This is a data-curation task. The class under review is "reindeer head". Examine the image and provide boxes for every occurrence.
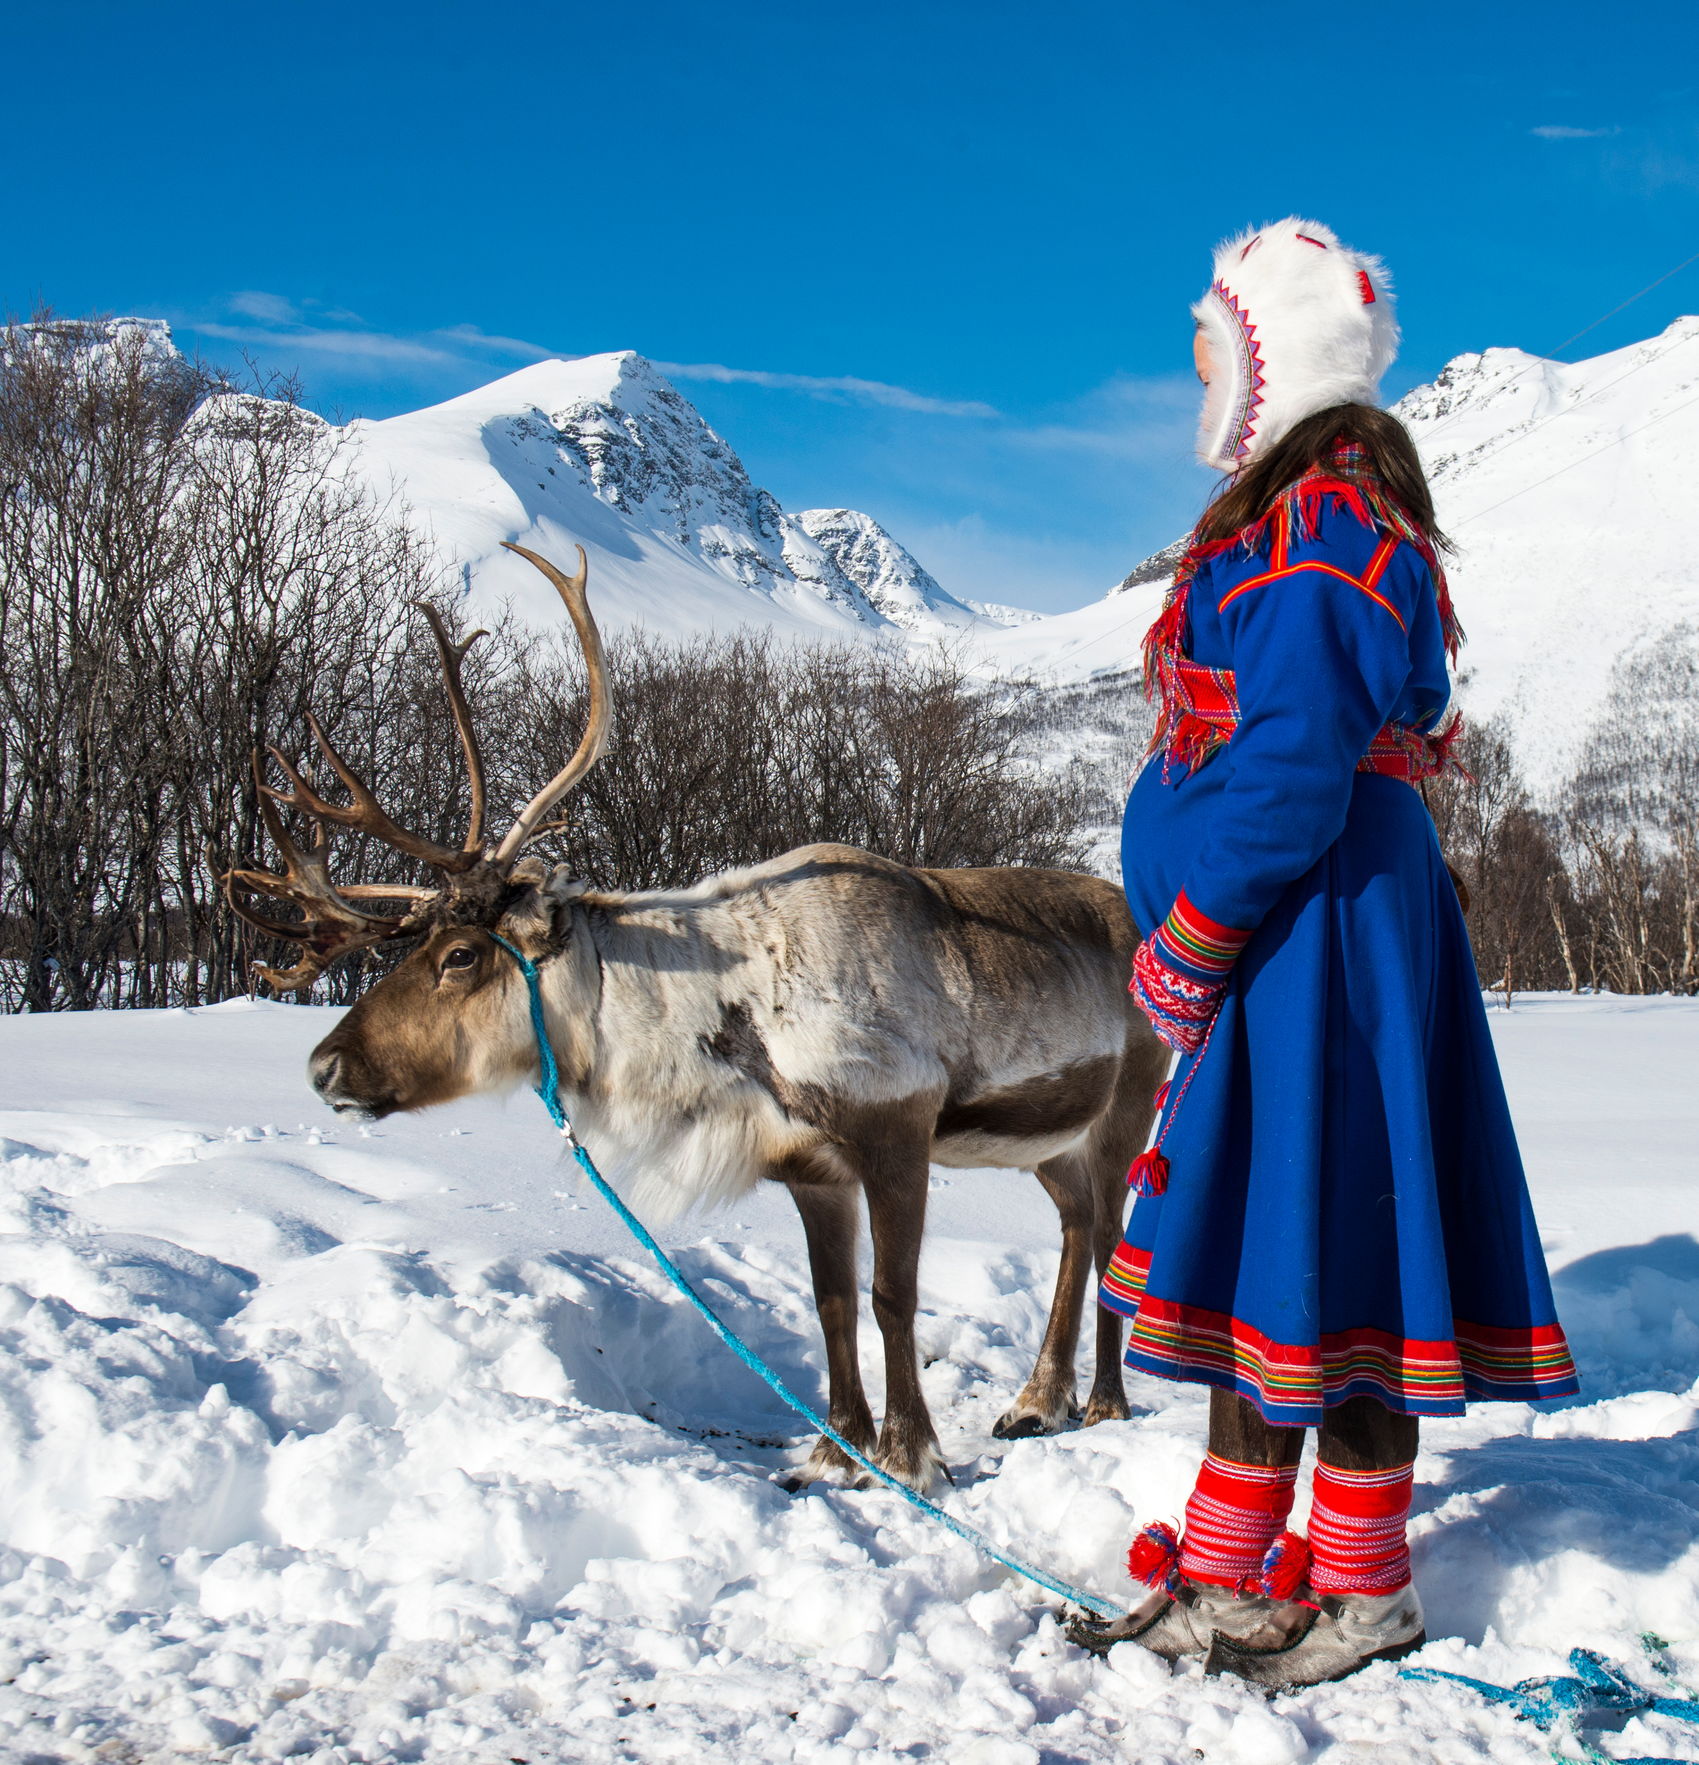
[223,543,612,1118]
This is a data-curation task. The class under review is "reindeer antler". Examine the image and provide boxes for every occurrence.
[222,765,436,990]
[222,547,613,991]
[493,543,612,866]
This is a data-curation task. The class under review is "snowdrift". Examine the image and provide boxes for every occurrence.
[2,997,1699,1760]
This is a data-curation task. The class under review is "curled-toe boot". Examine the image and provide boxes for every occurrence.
[1205,1583,1425,1689]
[1066,1578,1317,1663]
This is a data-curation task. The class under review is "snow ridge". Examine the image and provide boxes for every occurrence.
[970,315,1699,794]
[4,996,1699,1760]
[344,350,994,644]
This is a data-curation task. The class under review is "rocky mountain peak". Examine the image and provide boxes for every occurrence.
[791,508,980,632]
[365,349,1000,638]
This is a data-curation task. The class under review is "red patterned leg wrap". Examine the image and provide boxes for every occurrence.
[1176,1453,1299,1591]
[1306,1461,1415,1595]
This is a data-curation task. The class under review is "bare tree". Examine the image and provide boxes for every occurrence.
[1422,718,1570,1000]
[0,314,1092,1010]
[0,312,445,1009]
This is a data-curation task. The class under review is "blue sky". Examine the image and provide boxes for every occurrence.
[9,0,1699,610]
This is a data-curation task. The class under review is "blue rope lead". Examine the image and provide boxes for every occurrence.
[1401,1648,1699,1763]
[489,933,1125,1620]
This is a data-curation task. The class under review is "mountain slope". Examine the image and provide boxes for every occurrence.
[344,351,990,644]
[974,317,1699,794]
[1396,318,1699,787]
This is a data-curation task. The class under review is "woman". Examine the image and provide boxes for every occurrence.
[1068,219,1578,1686]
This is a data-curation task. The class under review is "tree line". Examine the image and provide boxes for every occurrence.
[1425,633,1699,1001]
[2,315,1692,1011]
[0,315,1090,1010]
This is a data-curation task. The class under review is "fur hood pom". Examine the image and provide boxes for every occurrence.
[1193,217,1400,473]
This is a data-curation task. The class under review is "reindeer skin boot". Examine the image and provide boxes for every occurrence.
[1205,1583,1426,1688]
[1066,1578,1317,1663]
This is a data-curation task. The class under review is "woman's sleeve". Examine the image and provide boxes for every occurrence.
[1170,530,1427,943]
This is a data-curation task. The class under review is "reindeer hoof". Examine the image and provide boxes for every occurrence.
[851,1462,953,1494]
[782,1428,878,1493]
[849,1442,949,1495]
[1081,1390,1131,1427]
[992,1411,1051,1440]
[993,1400,1079,1439]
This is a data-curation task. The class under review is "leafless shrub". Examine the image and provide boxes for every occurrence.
[0,315,1091,1009]
[487,629,1092,892]
[0,312,447,1009]
[1425,676,1699,999]
[1422,718,1572,1000]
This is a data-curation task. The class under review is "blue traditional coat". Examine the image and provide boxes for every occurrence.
[1103,486,1579,1425]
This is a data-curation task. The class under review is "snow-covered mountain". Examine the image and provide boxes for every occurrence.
[343,351,990,643]
[93,314,1693,792]
[973,317,1699,794]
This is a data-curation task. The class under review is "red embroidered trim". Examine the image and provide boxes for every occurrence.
[1179,1455,1299,1590]
[1216,558,1408,629]
[1307,1462,1414,1595]
[1210,282,1266,463]
[1161,658,1462,784]
[1142,441,1464,779]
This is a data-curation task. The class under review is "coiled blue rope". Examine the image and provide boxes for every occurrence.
[1401,1647,1699,1763]
[489,932,1124,1620]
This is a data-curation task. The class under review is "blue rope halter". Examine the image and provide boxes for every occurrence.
[487,930,1124,1620]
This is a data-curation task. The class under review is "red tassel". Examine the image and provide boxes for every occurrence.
[1127,1148,1170,1196]
[1152,1079,1171,1114]
[1256,1530,1311,1601]
[1127,1521,1182,1593]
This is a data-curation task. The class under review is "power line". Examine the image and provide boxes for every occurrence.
[1449,380,1699,527]
[1412,245,1699,451]
[1034,366,1699,676]
[1422,327,1697,480]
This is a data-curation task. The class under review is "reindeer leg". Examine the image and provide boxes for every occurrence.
[1081,1178,1132,1427]
[994,1152,1093,1439]
[860,1134,947,1492]
[1082,1034,1166,1426]
[780,1179,877,1491]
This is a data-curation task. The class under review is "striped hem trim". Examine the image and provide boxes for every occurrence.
[1100,1244,1579,1421]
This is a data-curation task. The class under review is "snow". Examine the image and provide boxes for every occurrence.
[95,314,1696,783]
[343,351,994,646]
[790,508,982,634]
[2,994,1698,1761]
[979,319,1699,794]
[1394,320,1699,791]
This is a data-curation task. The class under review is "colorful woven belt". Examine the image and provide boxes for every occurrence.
[1168,660,1459,783]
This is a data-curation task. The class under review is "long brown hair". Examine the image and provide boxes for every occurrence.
[1193,402,1449,554]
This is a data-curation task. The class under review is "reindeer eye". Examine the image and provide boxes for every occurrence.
[442,946,478,970]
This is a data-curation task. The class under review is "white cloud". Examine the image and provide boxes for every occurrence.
[432,323,558,361]
[1531,124,1620,140]
[191,299,568,371]
[655,360,999,419]
[227,290,303,324]
[196,321,465,365]
[996,372,1200,462]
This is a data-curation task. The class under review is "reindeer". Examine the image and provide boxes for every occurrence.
[225,544,1167,1491]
